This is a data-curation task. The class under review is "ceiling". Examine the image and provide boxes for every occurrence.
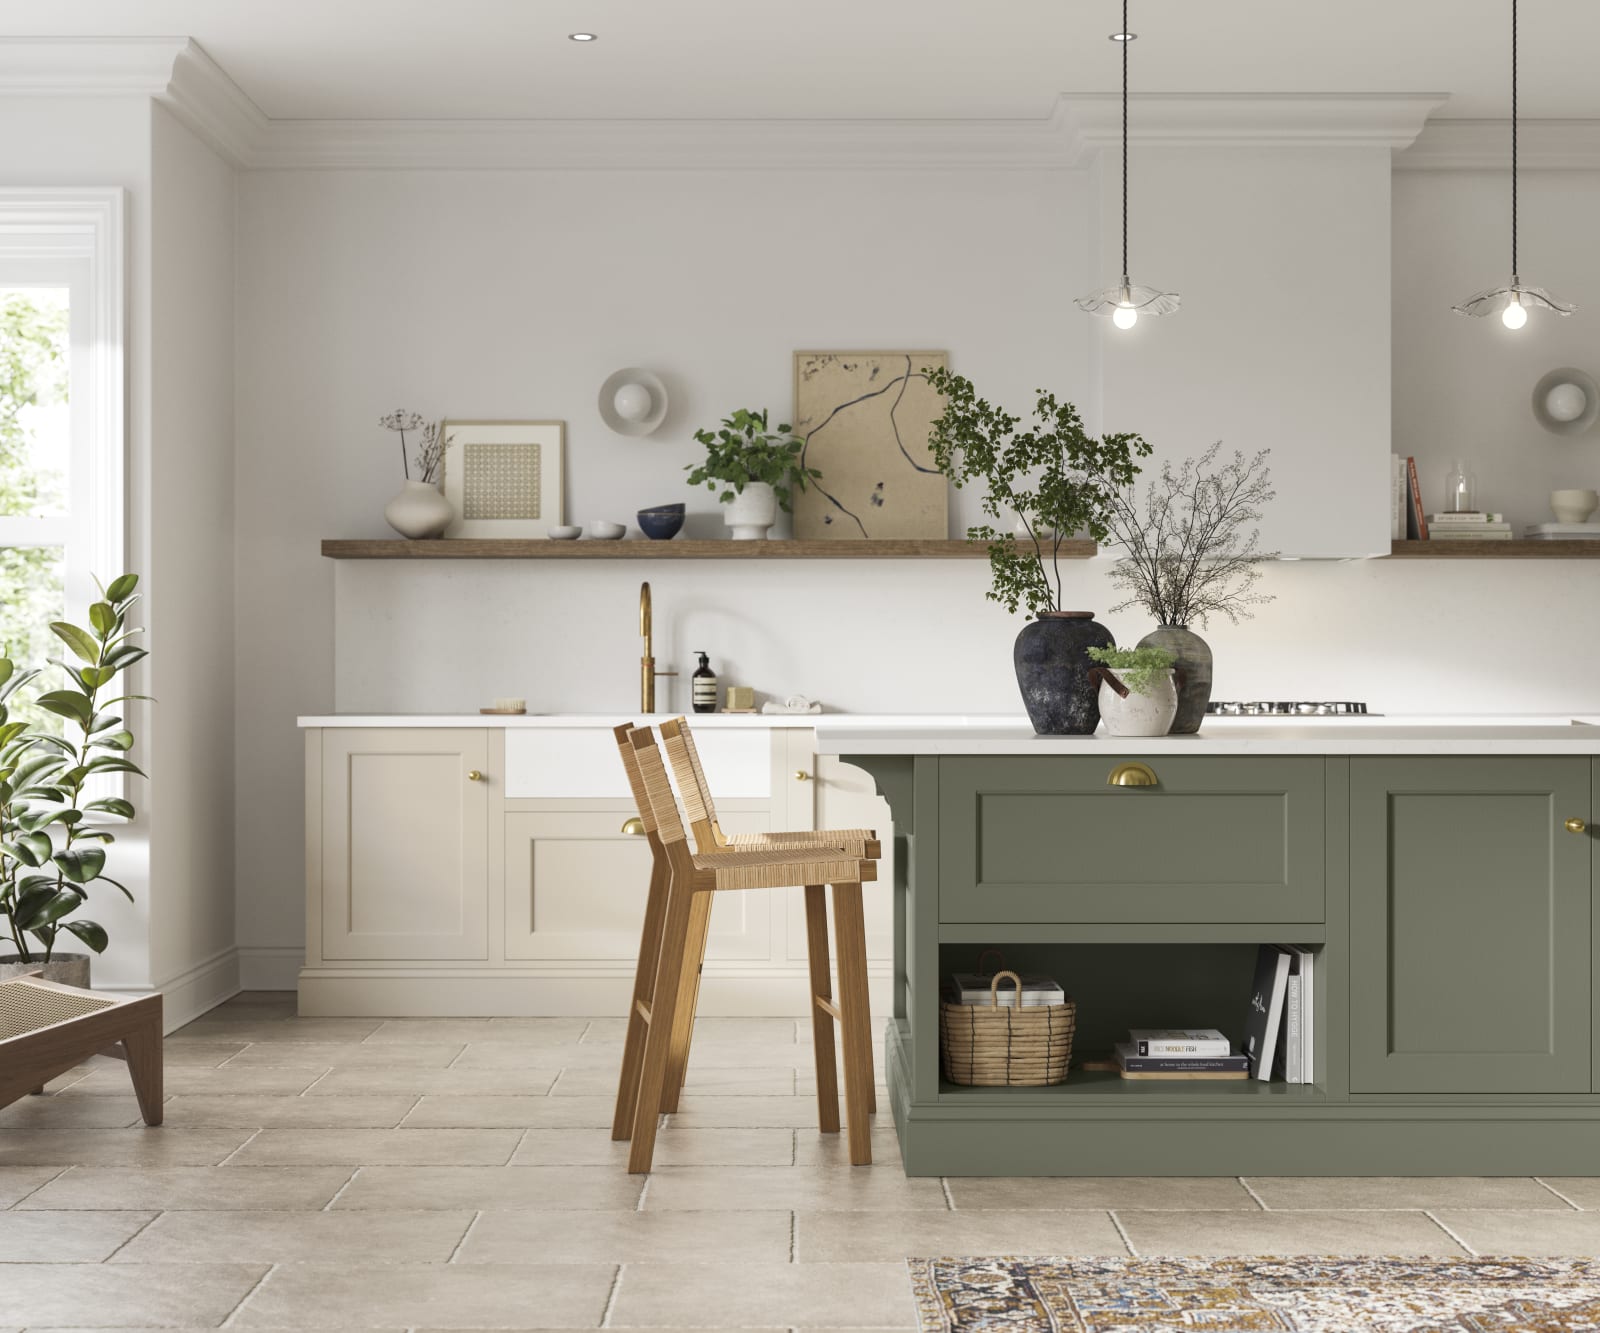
[2,1,1598,123]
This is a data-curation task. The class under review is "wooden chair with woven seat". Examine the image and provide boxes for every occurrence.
[0,973,162,1124]
[657,716,881,1120]
[616,723,878,1172]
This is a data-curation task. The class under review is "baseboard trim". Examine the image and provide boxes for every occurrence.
[150,946,240,1032]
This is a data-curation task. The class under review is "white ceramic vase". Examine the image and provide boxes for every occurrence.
[725,481,778,540]
[384,480,454,539]
[1096,668,1180,737]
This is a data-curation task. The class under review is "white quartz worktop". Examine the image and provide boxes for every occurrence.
[295,712,1008,729]
[815,716,1600,756]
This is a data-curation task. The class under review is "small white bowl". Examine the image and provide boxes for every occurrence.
[548,525,582,540]
[588,521,626,540]
[1551,489,1599,524]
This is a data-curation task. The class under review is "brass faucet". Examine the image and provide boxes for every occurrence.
[639,581,677,713]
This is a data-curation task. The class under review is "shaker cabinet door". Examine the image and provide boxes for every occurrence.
[321,729,490,960]
[1350,757,1591,1093]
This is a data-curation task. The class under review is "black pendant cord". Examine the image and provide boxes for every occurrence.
[1121,0,1130,282]
[1511,0,1518,279]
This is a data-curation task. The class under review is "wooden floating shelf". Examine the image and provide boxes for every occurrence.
[1389,539,1600,559]
[321,538,1097,561]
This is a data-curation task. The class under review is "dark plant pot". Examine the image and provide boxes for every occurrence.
[1137,624,1213,734]
[0,952,91,988]
[1014,612,1114,735]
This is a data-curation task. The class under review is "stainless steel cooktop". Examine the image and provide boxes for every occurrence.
[1206,701,1372,716]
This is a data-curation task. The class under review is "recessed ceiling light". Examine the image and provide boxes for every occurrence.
[569,32,597,42]
[1109,31,1136,40]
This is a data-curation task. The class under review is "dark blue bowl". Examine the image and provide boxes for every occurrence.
[637,504,686,540]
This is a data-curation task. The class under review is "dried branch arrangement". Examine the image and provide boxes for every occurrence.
[1106,443,1277,629]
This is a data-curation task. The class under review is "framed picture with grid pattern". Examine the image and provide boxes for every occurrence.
[440,420,565,538]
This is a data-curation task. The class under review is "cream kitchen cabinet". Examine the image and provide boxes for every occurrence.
[300,720,892,1016]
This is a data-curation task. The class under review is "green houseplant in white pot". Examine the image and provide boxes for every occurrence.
[686,408,821,540]
[0,573,147,986]
[1086,644,1180,737]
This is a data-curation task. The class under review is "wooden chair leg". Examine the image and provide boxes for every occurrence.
[613,850,670,1141]
[630,876,698,1174]
[122,1021,163,1127]
[832,881,874,1166]
[660,890,713,1114]
[803,884,841,1135]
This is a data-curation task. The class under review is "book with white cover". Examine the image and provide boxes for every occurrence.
[1526,523,1600,540]
[1429,528,1512,540]
[1130,1028,1231,1058]
[1430,512,1505,524]
[1282,974,1302,1083]
[1244,945,1291,1081]
[945,973,1064,1008]
[1390,455,1405,540]
[1282,945,1314,1084]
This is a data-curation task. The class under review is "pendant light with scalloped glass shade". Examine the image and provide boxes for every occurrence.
[1076,0,1179,329]
[1453,0,1573,328]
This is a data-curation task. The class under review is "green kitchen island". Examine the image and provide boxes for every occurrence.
[815,718,1600,1176]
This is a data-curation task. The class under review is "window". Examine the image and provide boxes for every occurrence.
[0,190,124,704]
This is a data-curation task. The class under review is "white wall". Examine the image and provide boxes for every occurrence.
[233,166,1095,977]
[148,102,237,1017]
[0,96,154,994]
[1393,168,1600,528]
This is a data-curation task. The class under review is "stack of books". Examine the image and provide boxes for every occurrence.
[1113,1029,1248,1080]
[1525,523,1600,541]
[1245,944,1316,1083]
[943,972,1065,1008]
[1428,512,1511,541]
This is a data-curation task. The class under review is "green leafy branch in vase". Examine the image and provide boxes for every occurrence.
[0,573,147,963]
[925,369,1150,618]
[685,408,821,511]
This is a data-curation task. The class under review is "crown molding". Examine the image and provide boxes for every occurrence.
[1064,93,1448,153]
[0,41,1449,170]
[1398,118,1600,170]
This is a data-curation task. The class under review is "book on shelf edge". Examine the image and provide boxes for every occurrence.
[1405,457,1429,541]
[1390,454,1405,541]
[1244,944,1291,1081]
[1430,512,1505,524]
[1282,973,1302,1083]
[1130,1028,1232,1057]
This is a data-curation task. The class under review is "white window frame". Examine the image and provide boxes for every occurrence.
[0,188,125,616]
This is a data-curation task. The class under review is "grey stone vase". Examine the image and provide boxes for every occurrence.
[0,952,91,988]
[1137,624,1213,734]
[1014,611,1115,735]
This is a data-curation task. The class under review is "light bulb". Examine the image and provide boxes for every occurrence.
[1502,298,1528,329]
[1112,304,1138,330]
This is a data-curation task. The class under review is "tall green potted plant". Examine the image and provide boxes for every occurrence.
[926,369,1150,734]
[0,573,146,985]
[686,408,821,540]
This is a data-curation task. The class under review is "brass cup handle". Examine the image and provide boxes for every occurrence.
[621,817,646,836]
[1107,762,1159,788]
[466,770,483,783]
[794,770,812,782]
[1566,817,1588,835]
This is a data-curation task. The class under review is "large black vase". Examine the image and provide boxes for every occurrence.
[1013,611,1114,735]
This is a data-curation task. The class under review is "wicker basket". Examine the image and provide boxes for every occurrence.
[941,969,1076,1087]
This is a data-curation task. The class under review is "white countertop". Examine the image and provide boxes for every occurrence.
[814,716,1600,756]
[298,711,1600,754]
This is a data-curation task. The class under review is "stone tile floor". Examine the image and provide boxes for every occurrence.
[1,991,1597,1329]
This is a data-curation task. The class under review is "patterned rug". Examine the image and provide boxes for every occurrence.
[908,1256,1600,1332]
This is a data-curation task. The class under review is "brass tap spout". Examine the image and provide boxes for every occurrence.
[639,581,676,712]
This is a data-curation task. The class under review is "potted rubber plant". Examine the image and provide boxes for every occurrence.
[1086,644,1181,737]
[685,408,821,539]
[925,368,1150,734]
[0,573,146,986]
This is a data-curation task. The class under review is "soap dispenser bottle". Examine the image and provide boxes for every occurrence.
[692,651,718,714]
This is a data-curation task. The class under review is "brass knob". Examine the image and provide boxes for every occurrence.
[466,770,483,783]
[620,817,646,836]
[794,770,812,782]
[1566,817,1588,835]
[1107,762,1159,788]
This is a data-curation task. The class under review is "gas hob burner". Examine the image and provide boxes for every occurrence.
[1206,701,1371,717]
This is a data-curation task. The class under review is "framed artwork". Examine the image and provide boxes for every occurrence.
[441,420,565,538]
[791,350,949,540]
